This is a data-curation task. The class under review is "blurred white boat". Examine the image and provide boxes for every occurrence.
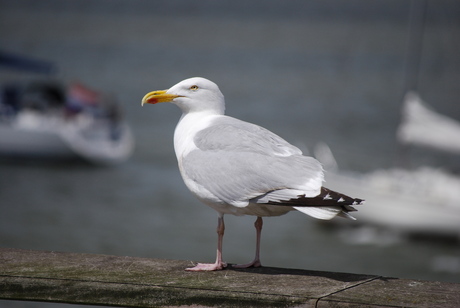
[397,91,460,154]
[0,82,134,165]
[325,168,460,236]
[315,93,460,236]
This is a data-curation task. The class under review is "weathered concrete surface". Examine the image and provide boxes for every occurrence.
[0,248,459,307]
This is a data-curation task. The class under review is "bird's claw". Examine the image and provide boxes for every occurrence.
[232,259,262,269]
[185,262,227,271]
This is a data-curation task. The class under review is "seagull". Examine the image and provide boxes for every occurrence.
[142,77,364,271]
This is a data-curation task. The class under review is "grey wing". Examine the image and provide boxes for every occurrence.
[183,117,323,207]
[194,116,303,156]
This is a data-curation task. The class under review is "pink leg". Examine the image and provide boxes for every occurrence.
[186,215,227,271]
[233,216,263,268]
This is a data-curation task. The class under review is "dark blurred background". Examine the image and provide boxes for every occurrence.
[1,1,459,306]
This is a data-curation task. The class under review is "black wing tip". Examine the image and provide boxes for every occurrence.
[317,187,365,207]
[266,187,365,208]
[351,198,365,206]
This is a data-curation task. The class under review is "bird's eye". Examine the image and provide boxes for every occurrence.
[190,85,199,91]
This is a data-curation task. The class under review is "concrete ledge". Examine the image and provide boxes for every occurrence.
[0,248,459,307]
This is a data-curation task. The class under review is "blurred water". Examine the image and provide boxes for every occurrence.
[1,5,460,307]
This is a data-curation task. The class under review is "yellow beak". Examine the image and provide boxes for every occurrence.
[141,90,182,105]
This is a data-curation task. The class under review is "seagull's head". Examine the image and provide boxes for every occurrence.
[142,77,225,115]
